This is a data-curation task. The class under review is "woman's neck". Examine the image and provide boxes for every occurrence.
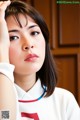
[14,73,36,92]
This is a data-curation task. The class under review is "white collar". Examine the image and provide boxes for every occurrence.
[15,79,44,100]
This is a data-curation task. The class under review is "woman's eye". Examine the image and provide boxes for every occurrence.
[31,31,40,36]
[10,36,19,41]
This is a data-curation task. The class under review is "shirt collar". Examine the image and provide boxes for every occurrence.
[15,79,44,100]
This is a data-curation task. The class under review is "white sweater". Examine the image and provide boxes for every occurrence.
[15,79,80,120]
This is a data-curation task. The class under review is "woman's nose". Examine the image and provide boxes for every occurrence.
[22,36,34,51]
[22,44,34,50]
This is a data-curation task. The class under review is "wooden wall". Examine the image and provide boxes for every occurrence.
[23,0,80,105]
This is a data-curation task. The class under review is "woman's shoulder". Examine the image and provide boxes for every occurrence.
[51,87,80,119]
[54,87,74,96]
[53,87,79,107]
[53,87,76,100]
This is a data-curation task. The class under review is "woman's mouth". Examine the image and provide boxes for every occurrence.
[24,54,39,62]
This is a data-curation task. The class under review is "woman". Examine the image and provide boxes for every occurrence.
[0,0,79,119]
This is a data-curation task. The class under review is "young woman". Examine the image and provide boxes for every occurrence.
[0,0,80,119]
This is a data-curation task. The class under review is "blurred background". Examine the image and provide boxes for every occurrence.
[15,0,80,105]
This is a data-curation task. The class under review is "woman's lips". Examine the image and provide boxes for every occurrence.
[24,54,38,62]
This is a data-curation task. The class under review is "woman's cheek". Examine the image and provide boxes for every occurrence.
[9,47,18,64]
[39,39,45,53]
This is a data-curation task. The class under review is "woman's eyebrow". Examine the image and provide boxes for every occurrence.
[28,25,38,29]
[8,25,38,33]
[8,30,19,33]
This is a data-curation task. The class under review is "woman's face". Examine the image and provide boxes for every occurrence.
[6,14,45,75]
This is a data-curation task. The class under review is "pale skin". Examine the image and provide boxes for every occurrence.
[0,0,17,119]
[6,14,45,92]
[0,0,45,118]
